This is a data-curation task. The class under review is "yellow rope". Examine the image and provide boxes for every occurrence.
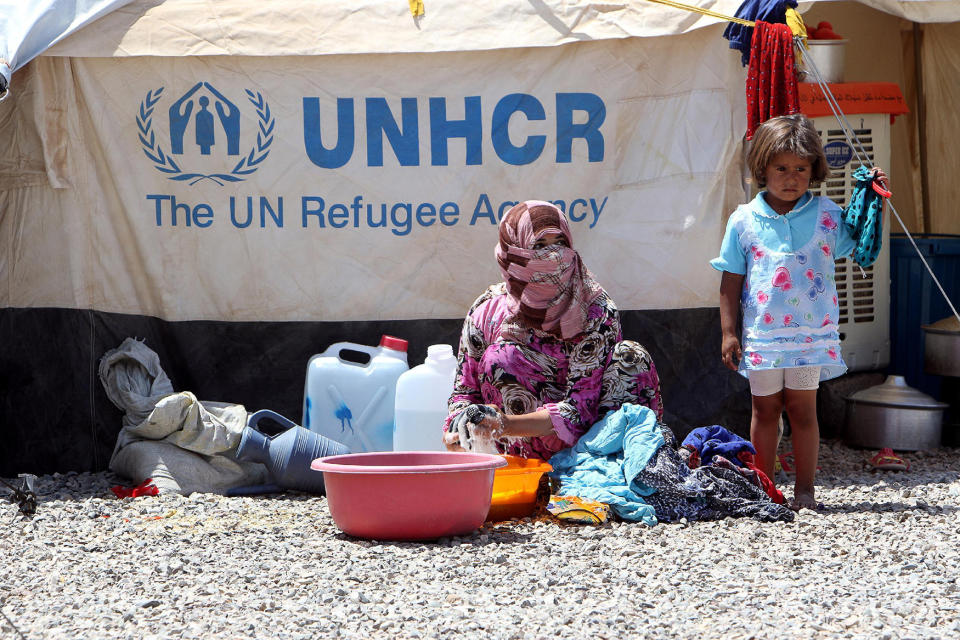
[641,0,755,27]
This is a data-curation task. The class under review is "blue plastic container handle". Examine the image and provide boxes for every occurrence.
[247,409,299,433]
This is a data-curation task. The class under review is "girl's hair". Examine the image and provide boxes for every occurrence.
[747,114,829,186]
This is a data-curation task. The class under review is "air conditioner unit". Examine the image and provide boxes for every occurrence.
[809,113,891,372]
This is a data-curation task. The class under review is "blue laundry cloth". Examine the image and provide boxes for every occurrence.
[722,0,798,66]
[843,165,886,268]
[548,404,664,525]
[681,425,756,467]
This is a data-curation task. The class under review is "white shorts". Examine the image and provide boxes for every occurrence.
[748,366,822,396]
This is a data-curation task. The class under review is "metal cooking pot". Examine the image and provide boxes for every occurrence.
[922,315,960,377]
[844,375,947,451]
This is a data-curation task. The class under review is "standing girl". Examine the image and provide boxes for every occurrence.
[711,114,887,510]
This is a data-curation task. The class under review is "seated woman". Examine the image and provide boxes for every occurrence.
[442,200,663,460]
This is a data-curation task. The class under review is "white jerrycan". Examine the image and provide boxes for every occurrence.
[393,344,458,451]
[302,335,409,453]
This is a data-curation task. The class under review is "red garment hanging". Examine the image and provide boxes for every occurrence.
[745,20,800,140]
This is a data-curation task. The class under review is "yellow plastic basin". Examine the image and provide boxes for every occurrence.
[485,455,553,522]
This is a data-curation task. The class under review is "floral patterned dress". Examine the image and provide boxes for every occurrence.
[736,199,847,381]
[445,283,663,460]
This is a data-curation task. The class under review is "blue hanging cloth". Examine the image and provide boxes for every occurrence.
[722,0,797,66]
[843,165,890,268]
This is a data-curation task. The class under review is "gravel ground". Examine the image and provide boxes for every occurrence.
[2,439,959,640]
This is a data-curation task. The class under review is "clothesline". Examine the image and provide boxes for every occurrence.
[796,38,960,324]
[640,0,756,27]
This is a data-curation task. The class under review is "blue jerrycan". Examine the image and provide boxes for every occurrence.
[232,410,349,495]
[302,335,409,453]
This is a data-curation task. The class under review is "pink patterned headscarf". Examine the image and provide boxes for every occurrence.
[495,201,605,340]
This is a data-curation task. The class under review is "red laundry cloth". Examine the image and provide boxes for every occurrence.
[681,445,701,470]
[738,451,786,504]
[111,478,160,499]
[745,20,800,140]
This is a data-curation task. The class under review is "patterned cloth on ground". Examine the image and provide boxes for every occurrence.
[680,425,785,504]
[635,423,794,523]
[550,405,794,525]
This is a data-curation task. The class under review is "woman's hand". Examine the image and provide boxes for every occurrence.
[442,429,465,451]
[721,333,742,371]
[444,404,505,452]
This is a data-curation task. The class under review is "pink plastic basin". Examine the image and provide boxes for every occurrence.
[311,451,507,541]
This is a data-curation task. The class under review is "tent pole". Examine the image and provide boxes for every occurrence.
[913,22,931,233]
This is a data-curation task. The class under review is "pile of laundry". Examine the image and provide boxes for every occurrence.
[548,404,794,525]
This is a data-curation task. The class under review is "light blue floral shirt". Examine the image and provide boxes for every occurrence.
[711,192,856,275]
[711,192,854,381]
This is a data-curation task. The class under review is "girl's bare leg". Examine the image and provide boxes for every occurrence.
[751,392,784,484]
[784,388,819,510]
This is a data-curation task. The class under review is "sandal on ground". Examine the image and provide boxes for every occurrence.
[776,451,822,474]
[869,447,910,471]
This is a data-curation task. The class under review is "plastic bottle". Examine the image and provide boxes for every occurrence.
[302,335,409,453]
[393,344,458,451]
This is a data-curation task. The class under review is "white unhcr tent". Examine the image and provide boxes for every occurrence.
[1,0,958,475]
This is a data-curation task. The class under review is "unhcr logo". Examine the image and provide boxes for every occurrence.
[301,93,606,169]
[137,82,275,186]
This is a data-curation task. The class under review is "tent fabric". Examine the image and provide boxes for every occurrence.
[3,1,957,320]
[921,21,960,235]
[38,0,756,60]
[859,0,960,23]
[3,1,959,98]
[0,0,134,93]
[31,1,960,63]
[0,31,748,322]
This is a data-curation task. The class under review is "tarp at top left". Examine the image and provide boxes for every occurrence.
[0,0,135,97]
